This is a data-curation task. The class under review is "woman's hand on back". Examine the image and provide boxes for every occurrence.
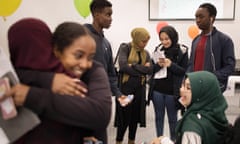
[52,73,88,97]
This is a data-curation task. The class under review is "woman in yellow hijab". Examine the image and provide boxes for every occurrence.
[114,28,153,144]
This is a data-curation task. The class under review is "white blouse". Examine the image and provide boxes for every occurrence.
[160,131,201,144]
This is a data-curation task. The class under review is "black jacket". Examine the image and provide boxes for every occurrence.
[148,44,188,104]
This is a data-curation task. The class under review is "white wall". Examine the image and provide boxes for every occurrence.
[0,0,239,58]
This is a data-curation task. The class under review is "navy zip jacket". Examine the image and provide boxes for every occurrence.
[188,27,235,92]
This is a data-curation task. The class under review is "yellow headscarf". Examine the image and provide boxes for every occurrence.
[122,27,150,84]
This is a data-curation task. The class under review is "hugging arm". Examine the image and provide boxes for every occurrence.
[17,67,112,131]
[16,69,87,97]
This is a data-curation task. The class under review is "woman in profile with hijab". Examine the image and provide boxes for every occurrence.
[150,71,229,144]
[2,18,112,143]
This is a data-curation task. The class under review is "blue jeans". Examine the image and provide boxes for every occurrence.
[152,91,177,140]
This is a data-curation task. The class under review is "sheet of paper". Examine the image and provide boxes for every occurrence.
[152,50,165,63]
[0,49,19,82]
[0,127,9,144]
[154,67,167,79]
[152,50,167,79]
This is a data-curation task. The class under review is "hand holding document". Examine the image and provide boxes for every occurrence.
[152,50,167,79]
[0,47,40,143]
[152,50,165,63]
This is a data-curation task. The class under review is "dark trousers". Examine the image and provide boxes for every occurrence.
[116,117,138,141]
[116,78,145,141]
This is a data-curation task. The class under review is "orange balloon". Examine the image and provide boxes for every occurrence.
[188,25,200,39]
[156,21,168,34]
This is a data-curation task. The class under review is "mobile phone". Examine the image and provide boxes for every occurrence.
[120,94,134,107]
[0,77,17,120]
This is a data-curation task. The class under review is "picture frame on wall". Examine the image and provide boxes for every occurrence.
[148,0,235,21]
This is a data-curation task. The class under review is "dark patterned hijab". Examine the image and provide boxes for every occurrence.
[8,18,64,72]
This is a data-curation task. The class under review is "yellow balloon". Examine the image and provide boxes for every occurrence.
[0,0,22,17]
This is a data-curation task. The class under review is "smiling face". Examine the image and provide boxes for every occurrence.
[159,32,172,48]
[55,35,96,78]
[179,78,192,107]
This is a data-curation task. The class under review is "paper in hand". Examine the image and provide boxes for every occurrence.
[0,128,9,144]
[152,50,167,79]
[152,51,165,63]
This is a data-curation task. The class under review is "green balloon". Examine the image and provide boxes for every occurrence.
[74,0,92,18]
